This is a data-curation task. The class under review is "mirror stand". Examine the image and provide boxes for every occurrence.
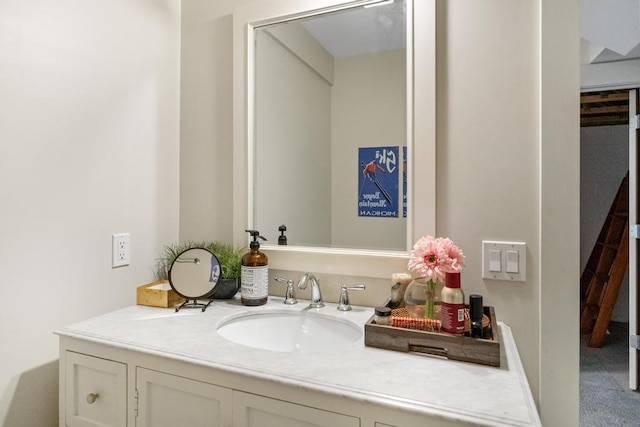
[175,298,213,313]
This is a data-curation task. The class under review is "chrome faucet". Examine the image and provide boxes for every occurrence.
[298,273,324,308]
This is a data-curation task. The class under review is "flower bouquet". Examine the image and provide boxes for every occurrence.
[405,236,465,320]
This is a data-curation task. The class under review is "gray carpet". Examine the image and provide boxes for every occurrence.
[580,322,640,426]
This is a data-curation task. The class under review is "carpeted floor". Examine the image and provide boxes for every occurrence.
[580,322,640,426]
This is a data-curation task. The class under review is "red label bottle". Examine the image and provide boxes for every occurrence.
[441,271,465,335]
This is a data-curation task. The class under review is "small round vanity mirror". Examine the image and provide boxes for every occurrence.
[168,248,220,300]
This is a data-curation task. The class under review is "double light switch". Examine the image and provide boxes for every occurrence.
[482,241,526,281]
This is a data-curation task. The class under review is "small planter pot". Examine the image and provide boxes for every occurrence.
[212,278,240,299]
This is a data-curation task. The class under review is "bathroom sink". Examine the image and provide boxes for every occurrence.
[216,311,362,353]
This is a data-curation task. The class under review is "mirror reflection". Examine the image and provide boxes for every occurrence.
[252,0,407,251]
[168,248,220,300]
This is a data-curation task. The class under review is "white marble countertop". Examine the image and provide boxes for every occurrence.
[56,297,541,426]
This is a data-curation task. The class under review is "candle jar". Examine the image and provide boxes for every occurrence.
[374,306,392,326]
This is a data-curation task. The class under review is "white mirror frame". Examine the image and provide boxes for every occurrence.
[233,0,435,278]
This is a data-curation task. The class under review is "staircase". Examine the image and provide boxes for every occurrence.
[580,172,629,348]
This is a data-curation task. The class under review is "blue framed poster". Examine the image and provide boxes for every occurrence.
[358,146,399,217]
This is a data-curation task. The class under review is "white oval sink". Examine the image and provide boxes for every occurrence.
[216,311,362,353]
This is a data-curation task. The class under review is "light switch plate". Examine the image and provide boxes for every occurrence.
[482,240,526,281]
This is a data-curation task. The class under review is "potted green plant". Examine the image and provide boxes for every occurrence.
[157,241,245,299]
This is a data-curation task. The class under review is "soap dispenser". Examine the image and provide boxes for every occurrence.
[241,230,268,306]
[278,225,287,245]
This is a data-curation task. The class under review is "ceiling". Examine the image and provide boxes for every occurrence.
[581,0,640,64]
[301,0,405,58]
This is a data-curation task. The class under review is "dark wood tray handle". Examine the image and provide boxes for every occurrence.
[408,344,448,358]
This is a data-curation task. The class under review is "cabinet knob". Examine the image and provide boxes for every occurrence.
[86,393,99,404]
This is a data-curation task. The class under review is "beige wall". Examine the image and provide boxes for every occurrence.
[181,0,579,426]
[331,49,406,250]
[435,0,541,401]
[255,29,333,246]
[0,0,181,424]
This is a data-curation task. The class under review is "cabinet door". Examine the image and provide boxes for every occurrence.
[64,351,127,427]
[233,391,360,427]
[136,367,232,427]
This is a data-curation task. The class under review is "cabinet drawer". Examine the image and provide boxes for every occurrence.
[136,367,232,427]
[233,391,360,427]
[64,351,127,427]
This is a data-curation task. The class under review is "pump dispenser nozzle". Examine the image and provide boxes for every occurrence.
[245,229,266,249]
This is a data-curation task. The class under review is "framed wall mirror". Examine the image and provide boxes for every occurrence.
[233,0,435,278]
[254,0,407,251]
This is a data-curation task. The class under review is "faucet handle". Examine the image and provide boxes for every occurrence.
[337,284,366,311]
[273,277,297,305]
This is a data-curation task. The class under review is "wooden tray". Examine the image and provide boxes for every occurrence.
[364,305,500,367]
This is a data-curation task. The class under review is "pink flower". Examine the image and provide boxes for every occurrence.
[407,236,465,282]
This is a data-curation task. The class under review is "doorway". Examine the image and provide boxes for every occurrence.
[579,89,640,425]
[580,90,630,331]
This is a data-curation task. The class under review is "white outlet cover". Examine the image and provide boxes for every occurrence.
[112,233,130,268]
[482,240,526,282]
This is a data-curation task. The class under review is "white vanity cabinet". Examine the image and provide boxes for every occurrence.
[61,345,234,427]
[232,391,359,427]
[57,302,541,427]
[59,338,364,427]
[64,351,127,427]
[136,367,232,427]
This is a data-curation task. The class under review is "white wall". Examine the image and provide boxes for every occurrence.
[582,58,640,91]
[0,1,181,424]
[581,125,629,322]
[181,0,579,425]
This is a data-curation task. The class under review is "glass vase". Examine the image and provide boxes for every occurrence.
[404,277,442,322]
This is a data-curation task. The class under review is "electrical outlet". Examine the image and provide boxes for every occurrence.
[112,233,130,268]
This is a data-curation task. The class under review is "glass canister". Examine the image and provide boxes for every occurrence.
[403,277,443,320]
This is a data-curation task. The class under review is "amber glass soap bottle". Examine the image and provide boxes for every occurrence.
[240,230,268,306]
